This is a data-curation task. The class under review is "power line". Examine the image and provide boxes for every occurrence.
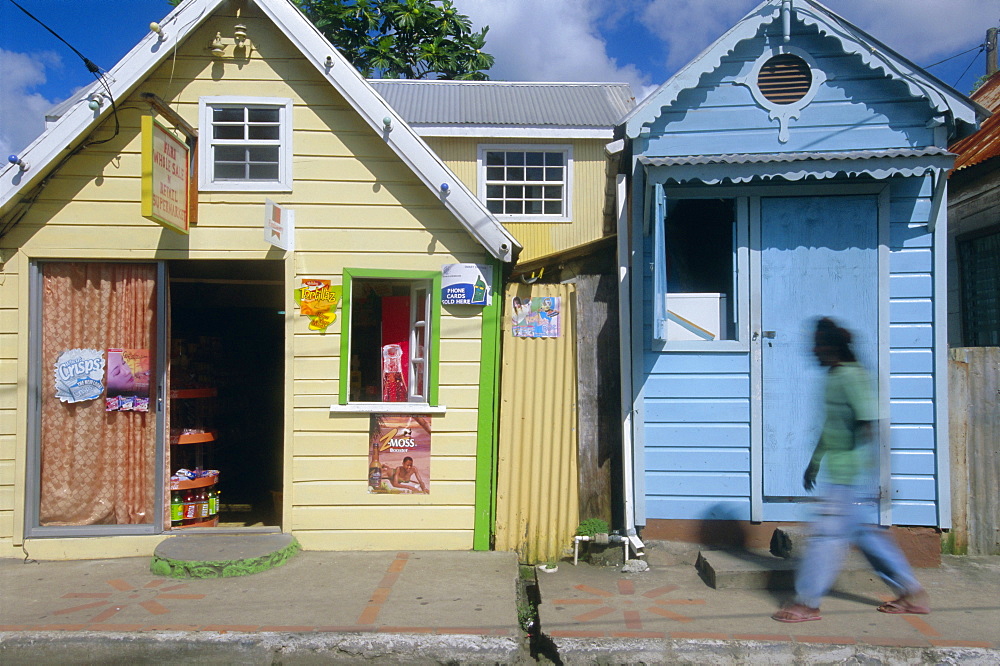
[924,43,985,69]
[6,0,102,75]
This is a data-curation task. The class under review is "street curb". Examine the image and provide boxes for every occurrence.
[0,630,528,665]
[550,636,1000,665]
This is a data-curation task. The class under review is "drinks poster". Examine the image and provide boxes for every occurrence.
[368,414,431,494]
[106,348,151,412]
[511,296,562,338]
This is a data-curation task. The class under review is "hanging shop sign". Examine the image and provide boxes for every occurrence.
[141,116,190,234]
[368,414,431,494]
[265,199,295,251]
[441,263,491,306]
[54,348,105,404]
[294,278,342,331]
[512,296,562,338]
[105,348,151,412]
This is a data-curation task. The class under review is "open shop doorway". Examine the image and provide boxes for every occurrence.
[168,259,285,529]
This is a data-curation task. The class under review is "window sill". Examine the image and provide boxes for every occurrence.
[330,403,447,415]
[199,183,293,193]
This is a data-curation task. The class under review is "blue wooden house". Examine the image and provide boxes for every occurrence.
[616,0,984,544]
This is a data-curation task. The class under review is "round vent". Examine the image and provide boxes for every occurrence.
[757,54,812,105]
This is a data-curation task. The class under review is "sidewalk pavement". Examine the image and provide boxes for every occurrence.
[2,541,999,664]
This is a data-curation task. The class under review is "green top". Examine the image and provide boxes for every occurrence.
[809,362,877,485]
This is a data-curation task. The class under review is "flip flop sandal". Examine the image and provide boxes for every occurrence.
[772,604,822,623]
[877,598,930,615]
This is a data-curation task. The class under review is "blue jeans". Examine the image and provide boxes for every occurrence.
[794,483,922,609]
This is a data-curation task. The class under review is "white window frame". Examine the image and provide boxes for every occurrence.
[649,186,750,352]
[198,96,293,192]
[477,144,572,222]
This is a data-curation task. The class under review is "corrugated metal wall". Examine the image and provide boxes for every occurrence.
[495,283,579,563]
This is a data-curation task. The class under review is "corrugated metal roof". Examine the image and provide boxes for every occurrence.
[369,80,635,128]
[950,72,1000,173]
[971,70,1000,112]
[639,147,953,167]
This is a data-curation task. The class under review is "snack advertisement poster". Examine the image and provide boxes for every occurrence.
[54,348,105,404]
[511,296,562,338]
[295,279,342,331]
[106,348,151,412]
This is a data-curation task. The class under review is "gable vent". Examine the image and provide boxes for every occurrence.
[757,54,812,105]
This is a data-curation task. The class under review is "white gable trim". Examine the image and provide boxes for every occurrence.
[0,0,519,262]
[623,0,981,141]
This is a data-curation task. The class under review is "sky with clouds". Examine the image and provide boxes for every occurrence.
[1,0,997,156]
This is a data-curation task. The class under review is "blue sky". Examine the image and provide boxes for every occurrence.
[2,0,997,156]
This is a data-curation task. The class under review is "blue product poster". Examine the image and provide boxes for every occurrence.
[54,348,105,403]
[512,296,561,338]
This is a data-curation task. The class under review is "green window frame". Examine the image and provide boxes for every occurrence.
[338,268,442,406]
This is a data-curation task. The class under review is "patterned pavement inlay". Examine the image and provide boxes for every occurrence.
[552,580,706,631]
[53,578,205,623]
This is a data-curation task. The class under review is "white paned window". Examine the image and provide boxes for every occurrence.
[478,145,571,221]
[199,97,293,191]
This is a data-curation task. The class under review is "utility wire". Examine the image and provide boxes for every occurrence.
[924,43,985,69]
[7,0,102,74]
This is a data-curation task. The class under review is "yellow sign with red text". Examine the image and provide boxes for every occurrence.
[141,115,189,234]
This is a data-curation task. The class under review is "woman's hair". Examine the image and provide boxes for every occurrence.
[815,317,857,363]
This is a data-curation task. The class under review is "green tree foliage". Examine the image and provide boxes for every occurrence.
[295,0,494,80]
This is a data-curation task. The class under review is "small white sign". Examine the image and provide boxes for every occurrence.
[441,263,492,306]
[265,199,294,251]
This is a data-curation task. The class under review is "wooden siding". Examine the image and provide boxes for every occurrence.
[0,7,493,555]
[638,177,943,527]
[424,137,609,262]
[641,27,936,157]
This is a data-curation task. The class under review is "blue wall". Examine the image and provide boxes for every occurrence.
[635,17,945,527]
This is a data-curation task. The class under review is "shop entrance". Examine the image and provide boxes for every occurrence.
[168,260,284,529]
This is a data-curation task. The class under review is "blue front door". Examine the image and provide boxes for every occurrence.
[760,195,878,501]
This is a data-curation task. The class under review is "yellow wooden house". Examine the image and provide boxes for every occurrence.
[0,0,520,559]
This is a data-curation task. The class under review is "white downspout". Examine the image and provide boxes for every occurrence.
[615,171,644,559]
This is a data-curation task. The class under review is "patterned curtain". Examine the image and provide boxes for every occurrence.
[39,263,157,526]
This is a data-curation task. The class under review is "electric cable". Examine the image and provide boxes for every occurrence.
[924,43,985,70]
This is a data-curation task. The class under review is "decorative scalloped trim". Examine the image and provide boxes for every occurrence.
[624,0,976,139]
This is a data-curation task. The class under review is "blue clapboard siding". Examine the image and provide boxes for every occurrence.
[641,27,935,157]
[634,14,948,527]
[642,348,752,520]
[886,177,938,525]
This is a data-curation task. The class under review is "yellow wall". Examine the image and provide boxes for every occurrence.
[0,5,491,558]
[425,136,610,262]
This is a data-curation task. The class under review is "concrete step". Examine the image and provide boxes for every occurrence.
[150,533,300,578]
[696,547,878,591]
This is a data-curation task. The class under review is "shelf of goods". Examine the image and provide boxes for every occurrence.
[170,386,220,528]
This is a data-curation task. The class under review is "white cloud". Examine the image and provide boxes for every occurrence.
[0,48,61,156]
[637,0,998,75]
[460,0,652,93]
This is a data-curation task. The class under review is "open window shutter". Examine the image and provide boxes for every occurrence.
[652,184,668,341]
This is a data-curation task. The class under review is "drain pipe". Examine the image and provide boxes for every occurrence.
[573,533,628,566]
[614,170,645,561]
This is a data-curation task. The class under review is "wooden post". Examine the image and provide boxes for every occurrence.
[987,28,998,77]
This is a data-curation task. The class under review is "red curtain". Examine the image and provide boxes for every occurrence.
[38,263,157,526]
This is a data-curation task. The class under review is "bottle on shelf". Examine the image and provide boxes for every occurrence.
[170,490,183,526]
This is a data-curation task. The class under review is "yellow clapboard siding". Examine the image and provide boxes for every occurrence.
[0,309,18,331]
[0,514,14,540]
[294,432,475,457]
[0,434,15,460]
[0,460,14,485]
[293,357,340,380]
[293,335,342,358]
[293,230,479,254]
[290,504,472,530]
[293,251,489,276]
[437,362,482,385]
[289,481,475,505]
[293,457,477,482]
[435,386,480,410]
[0,334,16,359]
[0,408,17,437]
[292,529,471,551]
[295,408,480,434]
